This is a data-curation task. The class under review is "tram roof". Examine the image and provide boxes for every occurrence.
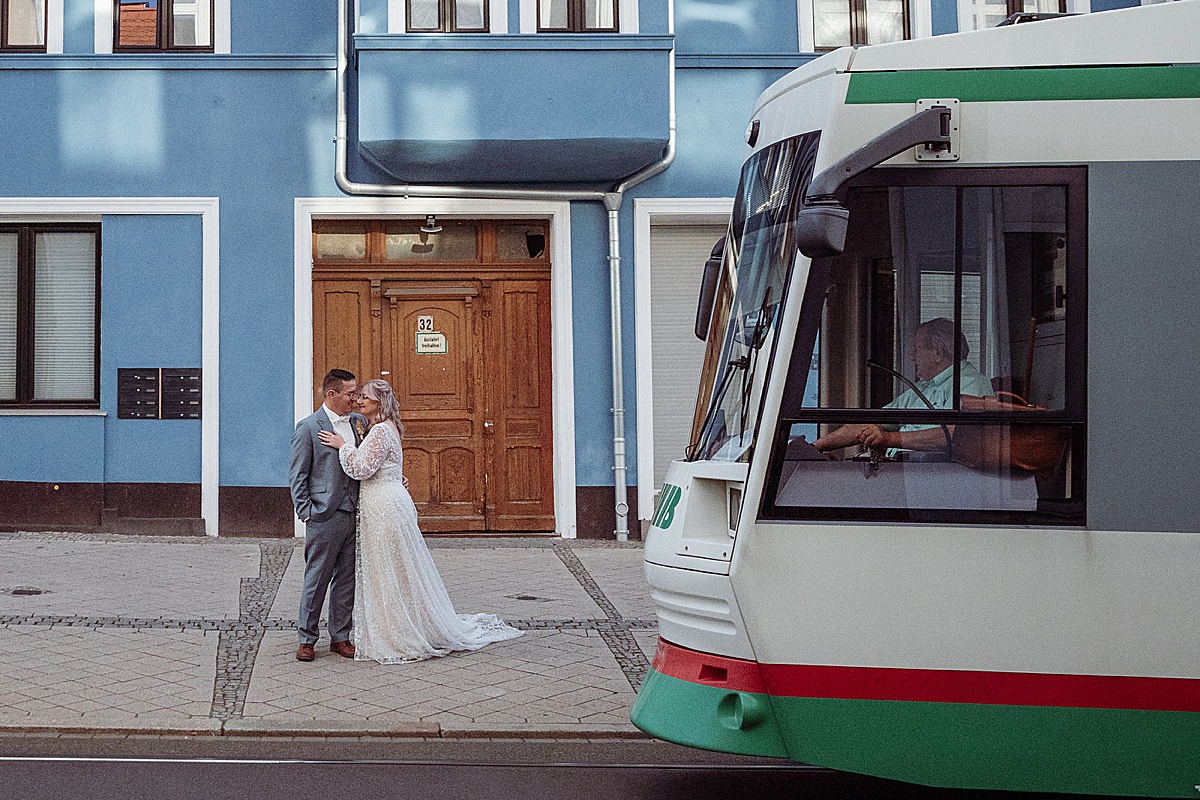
[758,1,1200,113]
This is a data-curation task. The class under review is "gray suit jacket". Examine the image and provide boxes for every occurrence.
[289,407,366,524]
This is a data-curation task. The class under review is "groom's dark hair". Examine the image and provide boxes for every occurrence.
[322,368,356,394]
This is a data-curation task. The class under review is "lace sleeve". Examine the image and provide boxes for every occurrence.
[338,425,390,480]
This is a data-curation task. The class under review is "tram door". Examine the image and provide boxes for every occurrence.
[311,219,555,533]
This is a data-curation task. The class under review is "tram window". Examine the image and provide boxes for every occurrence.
[688,132,820,463]
[766,170,1085,525]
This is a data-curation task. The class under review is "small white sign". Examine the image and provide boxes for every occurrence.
[417,315,435,332]
[415,332,447,354]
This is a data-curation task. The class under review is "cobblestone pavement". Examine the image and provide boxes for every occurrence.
[0,532,654,737]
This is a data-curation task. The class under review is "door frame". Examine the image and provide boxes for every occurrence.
[632,197,733,532]
[294,197,577,538]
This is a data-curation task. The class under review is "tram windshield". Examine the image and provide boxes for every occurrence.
[689,132,819,462]
[763,168,1086,525]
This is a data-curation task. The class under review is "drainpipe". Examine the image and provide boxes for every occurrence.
[333,0,676,538]
[604,192,629,540]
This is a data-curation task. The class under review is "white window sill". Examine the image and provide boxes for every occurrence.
[0,409,106,416]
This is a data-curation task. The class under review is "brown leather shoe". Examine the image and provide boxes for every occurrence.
[330,640,355,658]
[296,643,316,662]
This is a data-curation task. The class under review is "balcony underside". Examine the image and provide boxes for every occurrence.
[351,33,673,188]
[359,137,669,184]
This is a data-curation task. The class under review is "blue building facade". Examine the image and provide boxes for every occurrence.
[0,0,1144,538]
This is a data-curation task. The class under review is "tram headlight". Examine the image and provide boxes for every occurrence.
[728,485,743,537]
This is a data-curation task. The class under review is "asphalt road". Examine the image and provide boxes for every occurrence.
[0,736,1129,800]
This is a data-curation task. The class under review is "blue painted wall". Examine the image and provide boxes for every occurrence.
[676,0,798,54]
[0,64,336,490]
[1089,0,1141,13]
[2,417,105,482]
[931,0,959,36]
[62,0,94,54]
[355,36,671,148]
[100,215,203,483]
[233,0,337,55]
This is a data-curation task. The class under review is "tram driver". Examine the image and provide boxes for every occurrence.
[812,318,991,456]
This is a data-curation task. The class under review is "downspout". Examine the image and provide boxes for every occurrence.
[333,0,676,538]
[603,192,629,539]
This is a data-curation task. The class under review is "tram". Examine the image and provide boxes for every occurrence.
[631,3,1200,797]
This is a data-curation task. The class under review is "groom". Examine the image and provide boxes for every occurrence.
[289,368,366,662]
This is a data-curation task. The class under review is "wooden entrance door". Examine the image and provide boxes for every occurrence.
[384,284,486,531]
[482,280,555,531]
[311,219,555,533]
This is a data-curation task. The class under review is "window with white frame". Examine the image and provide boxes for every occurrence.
[114,0,213,51]
[538,0,617,31]
[0,225,100,407]
[407,0,488,31]
[1,0,45,50]
[813,0,909,49]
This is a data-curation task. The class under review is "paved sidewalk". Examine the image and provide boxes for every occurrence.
[0,532,655,739]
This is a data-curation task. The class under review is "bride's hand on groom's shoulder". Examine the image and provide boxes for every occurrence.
[318,430,345,449]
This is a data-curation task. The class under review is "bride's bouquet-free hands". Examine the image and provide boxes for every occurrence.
[318,427,409,488]
[317,430,345,449]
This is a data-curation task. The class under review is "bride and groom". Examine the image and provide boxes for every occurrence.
[288,368,522,664]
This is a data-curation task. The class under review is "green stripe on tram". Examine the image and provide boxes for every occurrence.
[633,668,1200,797]
[630,669,789,758]
[846,63,1200,105]
[770,695,1200,798]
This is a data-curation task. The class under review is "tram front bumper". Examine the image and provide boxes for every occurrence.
[631,638,789,759]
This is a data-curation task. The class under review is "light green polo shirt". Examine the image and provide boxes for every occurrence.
[886,361,992,414]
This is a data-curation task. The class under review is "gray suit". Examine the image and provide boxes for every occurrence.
[289,406,366,646]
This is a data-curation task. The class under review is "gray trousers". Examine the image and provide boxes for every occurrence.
[297,509,356,645]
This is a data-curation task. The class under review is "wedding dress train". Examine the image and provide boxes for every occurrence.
[337,423,523,664]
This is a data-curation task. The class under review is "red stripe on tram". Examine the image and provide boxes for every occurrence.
[651,639,771,694]
[653,639,1200,713]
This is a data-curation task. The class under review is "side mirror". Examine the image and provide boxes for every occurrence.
[792,103,955,260]
[694,237,726,341]
[793,203,850,259]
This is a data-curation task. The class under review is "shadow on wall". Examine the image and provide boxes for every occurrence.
[676,0,783,53]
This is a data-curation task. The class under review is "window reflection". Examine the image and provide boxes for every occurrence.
[539,0,617,31]
[314,223,368,261]
[171,0,211,47]
[769,172,1084,524]
[455,0,487,30]
[5,0,46,47]
[497,225,548,261]
[114,0,213,50]
[814,0,909,48]
[384,221,477,261]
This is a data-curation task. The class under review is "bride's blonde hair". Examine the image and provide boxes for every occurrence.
[360,378,404,436]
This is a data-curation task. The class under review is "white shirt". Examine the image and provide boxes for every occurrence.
[321,403,354,446]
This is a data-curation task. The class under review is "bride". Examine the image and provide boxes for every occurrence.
[317,378,523,664]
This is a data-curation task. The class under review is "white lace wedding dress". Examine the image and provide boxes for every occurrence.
[337,422,523,664]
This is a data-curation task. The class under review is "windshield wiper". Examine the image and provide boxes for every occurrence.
[737,287,775,435]
[686,354,749,460]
